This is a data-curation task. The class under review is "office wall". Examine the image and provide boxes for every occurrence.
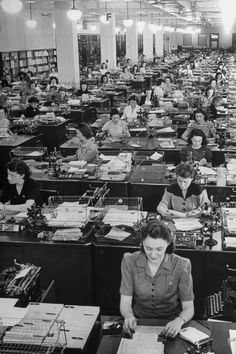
[0,9,56,51]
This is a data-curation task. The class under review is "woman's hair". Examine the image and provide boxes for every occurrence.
[81,82,88,88]
[26,70,33,78]
[28,96,39,104]
[49,76,59,85]
[211,95,222,106]
[140,220,174,254]
[29,80,36,87]
[76,123,93,139]
[128,94,138,103]
[155,78,165,86]
[205,86,214,97]
[187,128,207,146]
[7,158,31,179]
[193,108,208,121]
[175,162,195,178]
[101,62,107,69]
[122,66,127,72]
[132,64,138,73]
[215,71,222,81]
[101,74,107,83]
[110,107,120,117]
[0,105,7,113]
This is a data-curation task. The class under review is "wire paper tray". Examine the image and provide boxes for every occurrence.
[47,196,92,228]
[95,197,143,227]
[0,318,66,354]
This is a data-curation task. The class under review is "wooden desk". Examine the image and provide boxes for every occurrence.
[97,319,236,354]
[37,121,68,151]
[0,231,93,305]
[129,164,236,211]
[0,135,37,187]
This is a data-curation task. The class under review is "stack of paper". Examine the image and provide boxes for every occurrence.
[117,326,164,354]
[105,227,130,241]
[198,166,217,175]
[103,209,141,227]
[150,152,163,161]
[173,218,202,231]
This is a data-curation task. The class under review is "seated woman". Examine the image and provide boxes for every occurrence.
[202,86,215,107]
[59,123,98,163]
[25,80,41,96]
[46,76,59,92]
[120,66,133,81]
[121,94,142,123]
[0,158,40,213]
[2,73,14,88]
[208,96,222,121]
[100,62,108,76]
[102,108,130,141]
[181,108,216,141]
[57,87,69,104]
[23,96,40,118]
[157,162,210,219]
[120,220,194,337]
[75,82,89,96]
[0,105,12,136]
[180,129,212,166]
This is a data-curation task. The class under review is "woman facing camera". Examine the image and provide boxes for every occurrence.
[157,162,209,218]
[120,220,194,337]
[102,108,130,141]
[0,158,40,213]
[59,123,98,163]
[181,108,216,141]
[121,95,142,123]
[180,129,212,166]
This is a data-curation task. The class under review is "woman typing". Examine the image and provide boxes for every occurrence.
[120,220,194,337]
[0,158,40,213]
[102,108,130,141]
[157,162,209,218]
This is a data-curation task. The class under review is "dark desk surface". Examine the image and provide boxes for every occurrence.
[0,135,36,147]
[97,319,236,354]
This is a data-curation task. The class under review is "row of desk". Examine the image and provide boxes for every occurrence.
[0,227,235,318]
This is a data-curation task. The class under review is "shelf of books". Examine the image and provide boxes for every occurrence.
[0,49,57,78]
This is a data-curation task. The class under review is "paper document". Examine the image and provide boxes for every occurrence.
[173,218,202,231]
[103,209,142,227]
[150,152,163,161]
[156,127,175,133]
[25,151,43,157]
[198,166,217,175]
[68,160,87,168]
[105,227,130,241]
[159,140,175,148]
[230,329,236,354]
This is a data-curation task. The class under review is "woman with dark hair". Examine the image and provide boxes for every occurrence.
[121,94,141,123]
[59,123,98,163]
[120,66,133,81]
[46,76,59,92]
[157,162,209,218]
[120,220,194,337]
[180,129,212,166]
[2,73,14,88]
[75,82,89,96]
[0,158,40,212]
[181,108,216,141]
[102,107,130,141]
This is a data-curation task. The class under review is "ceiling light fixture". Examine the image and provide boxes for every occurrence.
[123,2,133,27]
[26,3,37,28]
[100,2,110,24]
[1,0,23,14]
[67,0,82,21]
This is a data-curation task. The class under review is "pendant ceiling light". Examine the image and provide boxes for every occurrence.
[137,2,145,33]
[1,0,23,14]
[100,2,110,24]
[67,0,82,21]
[26,3,37,28]
[123,2,133,27]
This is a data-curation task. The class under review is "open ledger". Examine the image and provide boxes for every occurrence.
[117,326,164,354]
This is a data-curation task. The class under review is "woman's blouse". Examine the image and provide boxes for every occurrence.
[0,118,10,136]
[121,105,142,123]
[102,120,130,140]
[76,138,98,163]
[181,120,216,141]
[120,251,194,319]
[180,145,212,164]
[120,72,133,81]
[0,178,40,205]
[157,182,209,214]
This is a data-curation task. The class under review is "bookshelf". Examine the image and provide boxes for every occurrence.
[0,48,57,78]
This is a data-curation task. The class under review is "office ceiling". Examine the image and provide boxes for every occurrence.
[22,0,225,27]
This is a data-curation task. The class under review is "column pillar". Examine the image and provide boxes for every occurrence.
[100,13,116,70]
[155,30,164,57]
[126,21,138,64]
[54,1,80,87]
[143,27,153,60]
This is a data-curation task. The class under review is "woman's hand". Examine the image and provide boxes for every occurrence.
[186,207,201,217]
[123,316,137,336]
[161,317,184,338]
